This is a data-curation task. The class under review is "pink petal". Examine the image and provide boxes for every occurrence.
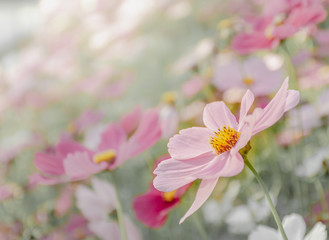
[127,109,162,157]
[34,153,65,176]
[63,152,107,180]
[216,152,244,177]
[168,127,213,160]
[97,124,127,152]
[179,177,219,224]
[239,90,255,129]
[203,101,238,131]
[232,32,279,55]
[55,185,74,216]
[284,90,300,112]
[119,106,142,134]
[56,140,92,158]
[251,78,299,135]
[193,152,230,179]
[153,153,220,193]
[28,173,65,185]
[133,191,180,228]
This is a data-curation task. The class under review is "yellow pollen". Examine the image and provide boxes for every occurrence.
[67,123,76,133]
[162,190,176,202]
[210,126,240,155]
[243,77,254,85]
[217,18,233,29]
[162,91,177,105]
[93,150,116,164]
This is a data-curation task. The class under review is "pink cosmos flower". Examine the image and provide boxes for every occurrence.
[153,78,299,223]
[30,109,161,185]
[232,0,327,54]
[213,53,283,97]
[76,178,141,240]
[133,156,191,228]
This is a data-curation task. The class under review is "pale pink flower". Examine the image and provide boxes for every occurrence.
[76,178,141,240]
[153,78,299,223]
[30,109,161,184]
[213,53,284,97]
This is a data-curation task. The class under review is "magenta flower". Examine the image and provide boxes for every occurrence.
[153,78,299,223]
[133,156,191,228]
[30,109,161,184]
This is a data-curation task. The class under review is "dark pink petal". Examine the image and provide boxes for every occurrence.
[168,127,213,160]
[63,152,107,180]
[232,32,279,55]
[179,177,219,224]
[203,101,238,131]
[133,191,180,228]
[97,123,127,152]
[127,109,162,157]
[34,153,65,176]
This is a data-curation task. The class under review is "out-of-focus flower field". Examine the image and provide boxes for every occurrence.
[1,0,329,239]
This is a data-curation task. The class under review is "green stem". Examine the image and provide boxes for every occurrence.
[111,175,128,240]
[314,178,329,216]
[192,212,208,240]
[244,158,288,240]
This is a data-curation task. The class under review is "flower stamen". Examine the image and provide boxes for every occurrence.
[210,125,240,155]
[93,150,116,164]
[162,190,176,202]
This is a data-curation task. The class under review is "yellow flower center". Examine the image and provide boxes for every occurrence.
[93,150,116,164]
[210,126,240,155]
[243,77,254,85]
[162,190,176,202]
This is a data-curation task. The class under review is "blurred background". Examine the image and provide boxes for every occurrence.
[1,0,329,239]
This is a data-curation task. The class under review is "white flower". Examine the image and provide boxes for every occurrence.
[76,178,141,240]
[248,213,327,240]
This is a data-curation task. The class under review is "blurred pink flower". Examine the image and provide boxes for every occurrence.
[76,178,141,240]
[213,53,283,97]
[41,214,92,240]
[182,76,205,99]
[30,109,161,184]
[133,156,191,228]
[153,78,299,223]
[0,185,14,202]
[54,185,74,217]
[232,0,327,54]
